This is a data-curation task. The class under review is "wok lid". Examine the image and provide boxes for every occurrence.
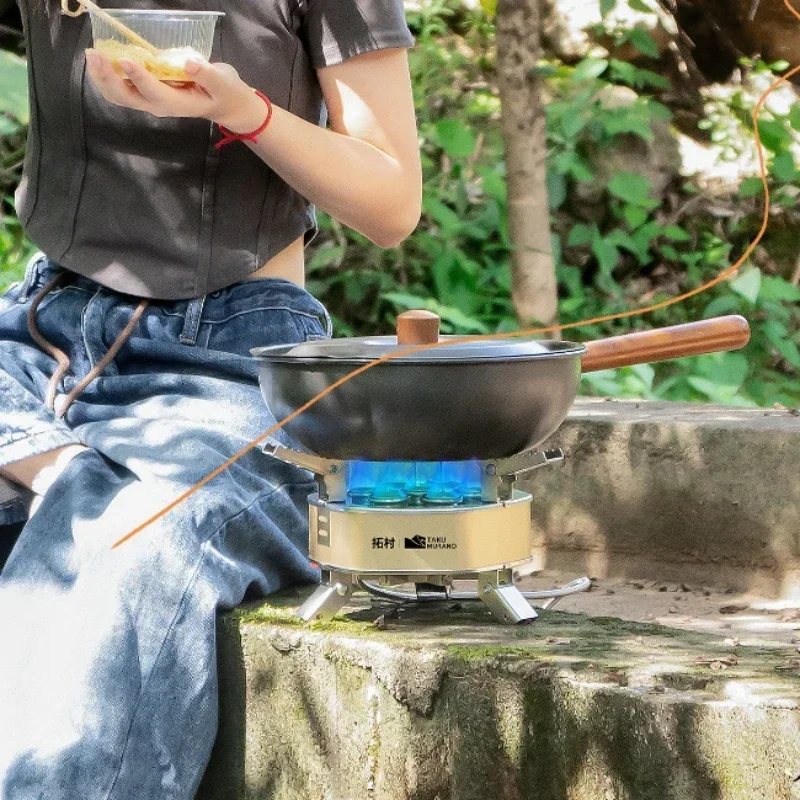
[250,335,587,364]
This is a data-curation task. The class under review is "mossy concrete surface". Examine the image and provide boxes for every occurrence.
[523,399,800,597]
[197,590,800,800]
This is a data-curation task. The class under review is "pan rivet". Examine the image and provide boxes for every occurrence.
[486,465,497,476]
[329,465,339,474]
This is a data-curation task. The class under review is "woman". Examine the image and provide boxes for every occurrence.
[0,0,421,796]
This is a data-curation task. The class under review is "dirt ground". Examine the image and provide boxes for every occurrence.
[517,570,800,648]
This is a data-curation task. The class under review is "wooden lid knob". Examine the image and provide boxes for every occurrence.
[396,310,441,345]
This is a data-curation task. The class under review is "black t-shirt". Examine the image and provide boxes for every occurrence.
[15,0,414,299]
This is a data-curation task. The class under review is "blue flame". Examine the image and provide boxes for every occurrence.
[347,460,483,506]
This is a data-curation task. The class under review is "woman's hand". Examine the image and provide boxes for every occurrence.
[84,51,266,132]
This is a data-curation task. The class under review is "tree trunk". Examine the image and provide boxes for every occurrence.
[496,0,559,328]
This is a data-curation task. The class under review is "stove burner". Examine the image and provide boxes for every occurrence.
[422,483,463,505]
[369,485,409,506]
[406,481,430,498]
[347,487,373,506]
[461,485,483,504]
[347,459,483,508]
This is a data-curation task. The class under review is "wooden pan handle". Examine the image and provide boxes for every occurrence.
[581,315,751,373]
[397,310,441,345]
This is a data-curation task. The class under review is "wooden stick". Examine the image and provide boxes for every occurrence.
[74,0,161,55]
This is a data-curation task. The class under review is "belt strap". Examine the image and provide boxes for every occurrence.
[179,295,206,345]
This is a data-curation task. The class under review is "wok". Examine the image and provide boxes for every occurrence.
[251,312,750,461]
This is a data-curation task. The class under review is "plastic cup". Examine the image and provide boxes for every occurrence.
[88,9,224,82]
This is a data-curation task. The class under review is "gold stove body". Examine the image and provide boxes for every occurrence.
[309,491,532,574]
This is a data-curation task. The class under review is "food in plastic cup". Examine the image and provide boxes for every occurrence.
[88,9,224,82]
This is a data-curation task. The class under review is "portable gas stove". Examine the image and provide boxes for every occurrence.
[253,309,750,626]
[265,443,590,624]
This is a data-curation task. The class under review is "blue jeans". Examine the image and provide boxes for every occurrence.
[0,255,328,798]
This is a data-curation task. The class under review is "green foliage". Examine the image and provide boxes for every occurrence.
[600,0,617,18]
[0,50,28,125]
[304,0,799,408]
[0,212,35,288]
[1,44,29,284]
[533,20,798,408]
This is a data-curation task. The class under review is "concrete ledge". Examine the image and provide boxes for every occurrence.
[523,399,800,598]
[198,592,800,800]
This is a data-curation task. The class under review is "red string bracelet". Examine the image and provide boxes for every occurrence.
[215,90,273,150]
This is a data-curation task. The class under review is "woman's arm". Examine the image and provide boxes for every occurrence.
[84,49,422,248]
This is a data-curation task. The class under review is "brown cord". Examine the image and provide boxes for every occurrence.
[27,274,72,412]
[55,299,148,419]
[27,276,149,419]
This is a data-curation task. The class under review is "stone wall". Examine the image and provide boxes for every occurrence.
[523,399,800,598]
[198,600,800,800]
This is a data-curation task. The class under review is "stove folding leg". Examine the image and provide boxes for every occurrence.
[296,572,353,622]
[478,569,538,624]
